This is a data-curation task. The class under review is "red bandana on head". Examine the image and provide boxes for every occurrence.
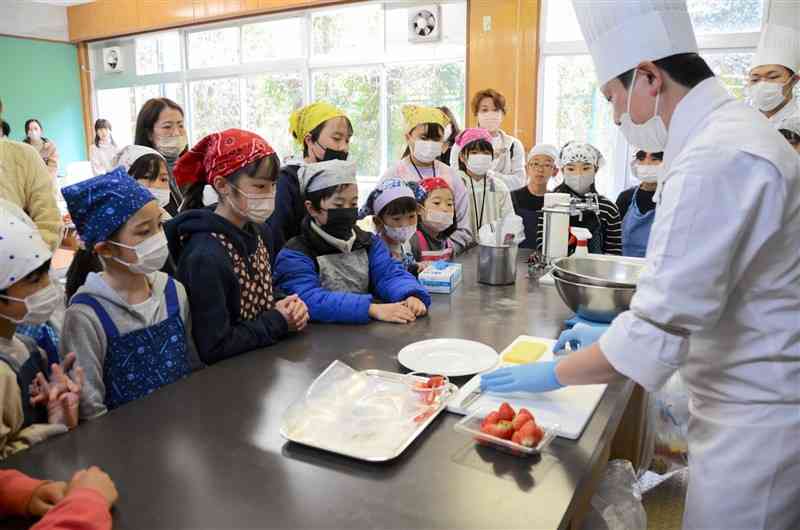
[174,128,275,188]
[420,177,452,195]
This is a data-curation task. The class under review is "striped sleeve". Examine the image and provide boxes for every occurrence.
[599,196,622,255]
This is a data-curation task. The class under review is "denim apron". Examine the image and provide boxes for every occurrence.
[70,278,191,410]
[622,187,656,258]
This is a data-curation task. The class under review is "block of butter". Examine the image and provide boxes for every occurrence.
[502,340,548,364]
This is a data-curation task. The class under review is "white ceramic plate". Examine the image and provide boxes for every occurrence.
[397,339,499,377]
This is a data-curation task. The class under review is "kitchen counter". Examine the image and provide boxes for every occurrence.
[2,251,639,530]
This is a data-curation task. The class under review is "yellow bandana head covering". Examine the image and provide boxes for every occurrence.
[289,102,348,147]
[402,105,448,134]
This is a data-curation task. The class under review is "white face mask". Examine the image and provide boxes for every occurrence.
[632,164,663,184]
[109,230,169,275]
[620,70,669,152]
[564,173,595,195]
[155,134,187,159]
[28,131,42,142]
[150,188,171,208]
[466,154,493,176]
[423,209,452,233]
[413,140,443,164]
[748,80,790,112]
[478,111,503,132]
[384,224,417,244]
[202,185,218,206]
[229,183,275,224]
[0,283,61,325]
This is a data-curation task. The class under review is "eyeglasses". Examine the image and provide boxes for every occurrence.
[635,151,663,162]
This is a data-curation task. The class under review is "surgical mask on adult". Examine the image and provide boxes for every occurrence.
[109,230,169,274]
[423,209,452,233]
[228,184,275,224]
[0,283,61,325]
[748,80,790,112]
[632,164,663,184]
[619,70,669,152]
[384,224,416,244]
[466,154,493,176]
[564,172,595,194]
[155,134,187,159]
[478,111,503,132]
[150,188,171,208]
[321,207,358,240]
[28,131,42,142]
[413,140,443,163]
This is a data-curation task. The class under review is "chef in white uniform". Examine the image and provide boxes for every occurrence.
[480,2,800,529]
[747,3,800,125]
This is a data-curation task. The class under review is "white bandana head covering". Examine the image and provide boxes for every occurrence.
[527,143,560,163]
[0,199,52,290]
[298,159,358,195]
[559,142,605,169]
[571,0,698,86]
[112,145,165,172]
[778,115,800,137]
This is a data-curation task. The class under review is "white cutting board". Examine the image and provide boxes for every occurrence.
[447,336,607,440]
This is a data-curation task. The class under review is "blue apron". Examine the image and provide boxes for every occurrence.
[622,187,656,258]
[0,335,49,427]
[70,278,191,410]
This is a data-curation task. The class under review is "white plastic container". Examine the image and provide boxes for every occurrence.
[570,226,593,257]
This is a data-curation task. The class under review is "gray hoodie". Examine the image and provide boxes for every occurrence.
[60,271,203,420]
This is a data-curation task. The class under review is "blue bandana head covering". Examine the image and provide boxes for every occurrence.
[62,167,156,248]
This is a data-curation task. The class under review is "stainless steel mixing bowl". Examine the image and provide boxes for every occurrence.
[552,256,643,288]
[553,274,637,323]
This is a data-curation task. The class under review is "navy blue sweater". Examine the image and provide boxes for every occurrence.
[267,163,304,255]
[165,210,288,365]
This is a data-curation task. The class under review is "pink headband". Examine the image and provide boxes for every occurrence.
[455,127,493,148]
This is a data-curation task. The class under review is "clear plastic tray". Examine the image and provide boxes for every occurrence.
[454,408,558,457]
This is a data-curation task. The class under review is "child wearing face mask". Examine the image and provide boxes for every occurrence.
[616,150,663,257]
[61,169,202,420]
[274,160,430,325]
[166,129,308,365]
[455,128,513,237]
[380,105,473,253]
[361,178,425,275]
[270,102,354,254]
[450,89,526,191]
[410,178,459,264]
[113,145,178,218]
[0,200,84,456]
[537,142,622,255]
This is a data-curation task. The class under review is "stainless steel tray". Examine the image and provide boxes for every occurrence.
[280,369,457,462]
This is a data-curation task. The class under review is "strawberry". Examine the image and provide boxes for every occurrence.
[497,402,515,422]
[483,411,501,426]
[511,431,524,445]
[427,376,444,389]
[511,409,534,431]
[493,420,514,440]
[518,420,544,447]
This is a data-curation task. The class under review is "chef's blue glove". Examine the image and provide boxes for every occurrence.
[554,322,609,353]
[480,361,563,394]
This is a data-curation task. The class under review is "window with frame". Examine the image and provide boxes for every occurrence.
[89,1,467,191]
[538,0,768,200]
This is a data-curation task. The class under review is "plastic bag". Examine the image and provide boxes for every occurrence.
[478,213,525,247]
[648,372,689,473]
[582,460,647,530]
[282,361,440,459]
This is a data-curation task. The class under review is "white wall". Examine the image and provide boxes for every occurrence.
[0,1,70,42]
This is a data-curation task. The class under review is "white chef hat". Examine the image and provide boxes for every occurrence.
[778,115,800,137]
[112,145,165,172]
[571,0,698,86]
[527,143,560,163]
[0,199,52,291]
[751,3,800,74]
[298,159,358,195]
